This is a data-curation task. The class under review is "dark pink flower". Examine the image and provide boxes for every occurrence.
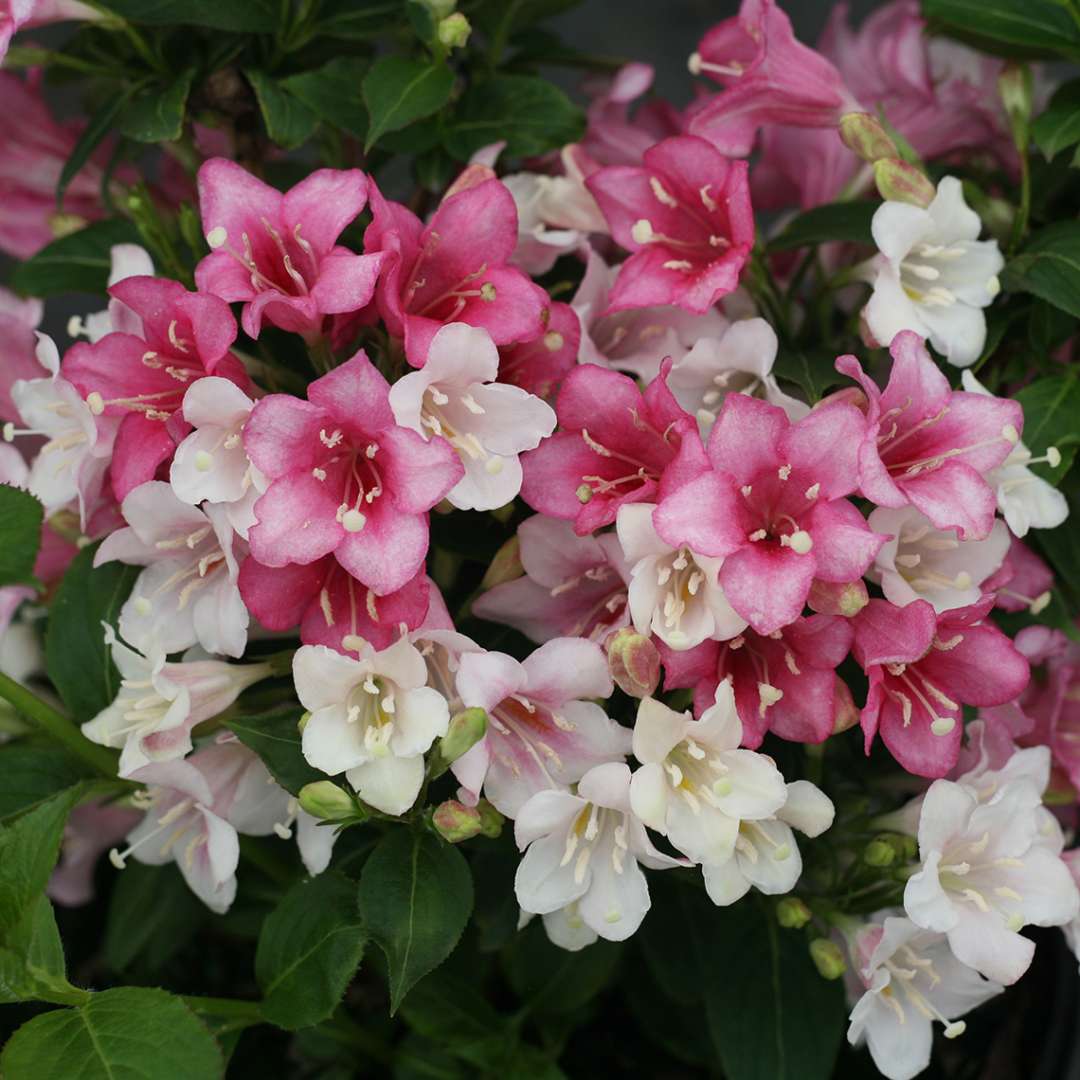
[243,353,462,595]
[520,360,704,535]
[586,135,754,315]
[987,538,1054,615]
[854,597,1029,777]
[687,0,859,156]
[62,277,249,501]
[239,555,431,653]
[654,393,882,635]
[364,177,548,366]
[0,286,42,423]
[195,159,384,339]
[661,613,854,748]
[837,331,1023,540]
[496,301,580,403]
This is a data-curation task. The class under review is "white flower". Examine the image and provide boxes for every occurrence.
[95,480,248,658]
[389,323,556,511]
[514,761,681,944]
[961,370,1068,536]
[701,778,834,906]
[68,243,155,342]
[864,176,1003,367]
[846,915,1003,1080]
[294,638,450,816]
[617,502,746,651]
[502,172,591,275]
[903,776,1080,984]
[170,377,267,539]
[867,506,1009,612]
[666,317,809,436]
[629,684,787,866]
[82,625,271,778]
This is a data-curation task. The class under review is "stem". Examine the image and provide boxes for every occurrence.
[1009,149,1031,254]
[0,672,119,777]
[182,995,263,1020]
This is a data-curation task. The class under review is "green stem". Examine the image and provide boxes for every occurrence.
[1009,150,1031,254]
[0,672,119,777]
[182,995,263,1020]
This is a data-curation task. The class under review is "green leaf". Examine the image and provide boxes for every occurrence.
[0,894,79,1005]
[1014,375,1080,483]
[703,901,845,1080]
[226,708,322,796]
[94,0,278,31]
[245,69,318,151]
[105,862,206,975]
[1,987,225,1079]
[443,74,584,160]
[772,349,841,404]
[281,58,369,140]
[256,871,366,1030]
[58,89,135,210]
[315,0,406,40]
[118,69,195,143]
[0,746,93,821]
[362,56,455,152]
[1033,79,1080,160]
[11,218,142,297]
[0,485,42,589]
[1003,221,1080,319]
[358,828,473,1013]
[769,202,877,251]
[1036,505,1080,598]
[45,542,137,724]
[921,0,1080,59]
[399,969,508,1058]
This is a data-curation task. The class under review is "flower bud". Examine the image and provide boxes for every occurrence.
[437,12,471,48]
[863,837,896,867]
[418,0,455,16]
[807,578,868,618]
[776,897,812,929]
[297,710,312,733]
[298,781,355,822]
[439,708,488,766]
[432,799,483,843]
[605,628,661,699]
[831,679,859,736]
[479,535,523,590]
[998,63,1033,152]
[839,112,897,164]
[873,158,935,208]
[809,939,847,980]
[476,799,504,839]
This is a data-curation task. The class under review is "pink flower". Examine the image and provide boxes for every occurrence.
[239,555,432,654]
[654,393,882,635]
[1,0,97,64]
[0,72,118,258]
[753,124,858,210]
[195,159,384,340]
[364,177,548,366]
[473,514,630,644]
[661,613,854,748]
[48,799,140,908]
[837,331,1022,540]
[853,597,1030,778]
[63,275,249,502]
[0,286,43,423]
[496,301,580,403]
[988,538,1053,615]
[453,637,630,817]
[586,135,753,315]
[243,353,462,595]
[687,0,859,156]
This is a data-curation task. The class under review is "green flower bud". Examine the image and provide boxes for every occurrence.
[480,535,523,590]
[998,63,1033,152]
[839,112,897,163]
[297,710,312,733]
[439,708,488,766]
[298,781,355,822]
[432,799,483,843]
[776,897,812,929]
[864,838,896,867]
[873,158,935,208]
[476,799,504,839]
[418,0,455,16]
[437,12,471,49]
[606,628,661,699]
[809,939,847,980]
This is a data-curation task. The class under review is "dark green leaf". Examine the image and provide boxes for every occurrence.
[362,56,455,152]
[246,69,318,151]
[93,0,278,31]
[1033,79,1080,160]
[772,349,840,404]
[58,90,135,210]
[11,218,142,297]
[703,900,845,1080]
[769,202,877,251]
[1014,375,1080,483]
[105,862,206,975]
[443,74,584,160]
[281,58,368,140]
[0,894,79,1005]
[358,828,473,1013]
[0,746,92,821]
[1036,500,1080,598]
[1,987,224,1079]
[257,871,366,1030]
[0,485,42,589]
[45,542,137,724]
[316,0,406,40]
[399,969,509,1064]
[1003,221,1080,319]
[118,69,195,143]
[226,708,321,795]
[921,0,1080,59]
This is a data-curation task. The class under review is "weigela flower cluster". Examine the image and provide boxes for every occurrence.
[3,1,1080,1077]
